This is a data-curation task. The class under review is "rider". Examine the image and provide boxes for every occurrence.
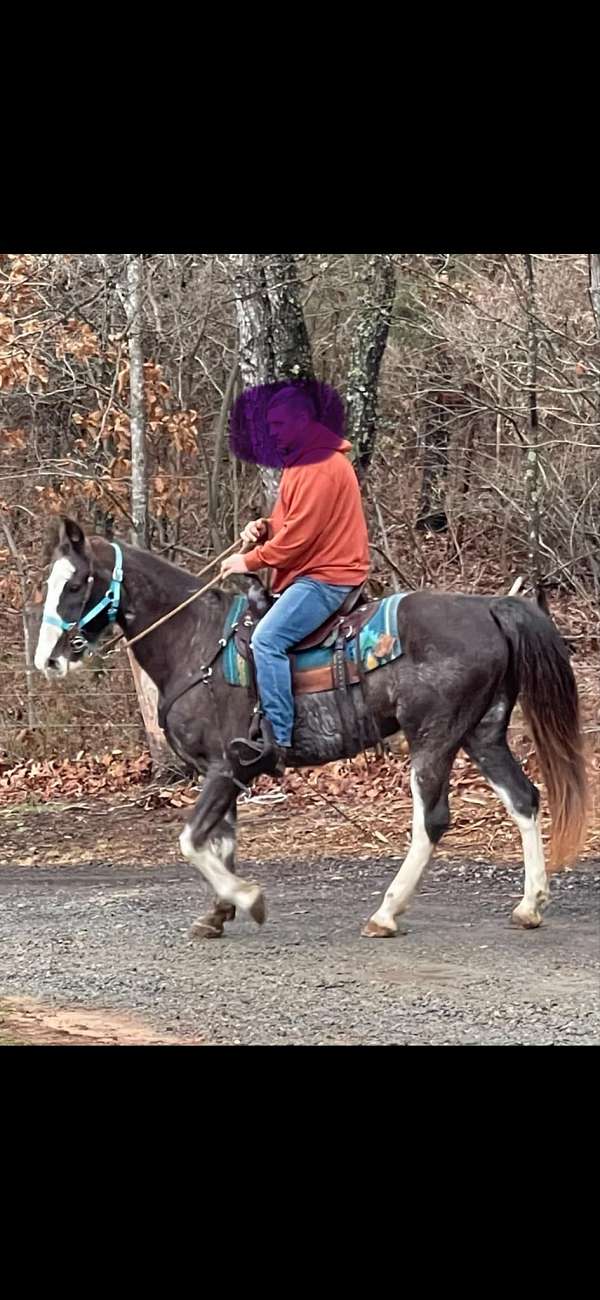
[221,386,370,767]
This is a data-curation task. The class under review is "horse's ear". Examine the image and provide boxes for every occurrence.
[59,516,84,547]
[59,516,89,554]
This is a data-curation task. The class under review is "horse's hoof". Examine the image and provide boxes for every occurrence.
[190,920,224,940]
[361,919,396,939]
[248,889,267,926]
[235,882,266,925]
[511,906,542,930]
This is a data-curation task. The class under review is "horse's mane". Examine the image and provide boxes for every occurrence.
[87,534,232,610]
[91,534,203,583]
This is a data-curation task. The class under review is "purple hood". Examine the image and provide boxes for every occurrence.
[229,380,347,468]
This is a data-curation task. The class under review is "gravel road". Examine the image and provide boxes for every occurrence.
[0,855,598,1044]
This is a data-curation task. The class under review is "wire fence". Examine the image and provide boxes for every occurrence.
[0,646,145,761]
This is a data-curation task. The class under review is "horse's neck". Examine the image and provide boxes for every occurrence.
[98,539,225,694]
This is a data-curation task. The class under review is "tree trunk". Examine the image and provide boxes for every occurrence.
[125,256,183,777]
[589,254,600,430]
[231,254,278,508]
[345,254,396,477]
[1,516,37,730]
[524,253,541,586]
[263,254,314,381]
[126,648,184,779]
[126,254,148,549]
[589,253,600,340]
[230,253,315,511]
[209,351,239,550]
[231,254,276,387]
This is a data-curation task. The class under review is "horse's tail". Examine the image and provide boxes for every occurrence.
[491,597,588,868]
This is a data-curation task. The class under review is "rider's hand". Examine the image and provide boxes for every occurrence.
[240,518,268,548]
[221,552,249,578]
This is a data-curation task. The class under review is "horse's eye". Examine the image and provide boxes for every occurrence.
[67,580,83,593]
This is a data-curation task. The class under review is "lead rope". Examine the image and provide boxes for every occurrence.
[294,767,406,859]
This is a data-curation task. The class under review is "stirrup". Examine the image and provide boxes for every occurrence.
[228,735,271,768]
[228,717,284,778]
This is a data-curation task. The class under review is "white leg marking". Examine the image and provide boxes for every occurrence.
[34,557,75,675]
[369,768,434,933]
[179,824,263,917]
[489,781,550,926]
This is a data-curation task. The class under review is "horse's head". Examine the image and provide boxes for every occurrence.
[34,517,122,679]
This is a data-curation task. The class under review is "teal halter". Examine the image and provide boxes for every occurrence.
[44,542,123,639]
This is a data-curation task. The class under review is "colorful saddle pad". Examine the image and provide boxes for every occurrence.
[222,592,407,694]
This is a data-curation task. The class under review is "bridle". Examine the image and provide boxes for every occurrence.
[43,542,124,653]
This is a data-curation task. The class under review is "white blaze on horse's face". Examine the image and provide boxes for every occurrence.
[34,556,76,678]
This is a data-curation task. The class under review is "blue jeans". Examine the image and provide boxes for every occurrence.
[250,577,355,746]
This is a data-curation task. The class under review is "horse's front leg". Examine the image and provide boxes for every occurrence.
[179,764,266,938]
[191,897,237,940]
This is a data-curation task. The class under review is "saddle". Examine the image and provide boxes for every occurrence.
[157,582,404,750]
[235,583,375,693]
[227,582,376,773]
[240,582,369,646]
[291,584,368,650]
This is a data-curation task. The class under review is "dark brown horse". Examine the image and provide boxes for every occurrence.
[34,518,588,940]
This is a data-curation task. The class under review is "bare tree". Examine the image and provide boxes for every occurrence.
[590,253,600,440]
[345,254,396,477]
[231,254,276,388]
[1,514,36,730]
[125,255,182,777]
[231,254,278,507]
[126,255,149,549]
[524,253,541,585]
[263,255,314,380]
[230,253,315,508]
[207,351,239,552]
[589,253,600,340]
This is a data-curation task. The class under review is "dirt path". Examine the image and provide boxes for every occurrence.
[0,996,200,1045]
[0,855,598,1045]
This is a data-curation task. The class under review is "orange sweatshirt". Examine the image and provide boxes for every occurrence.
[244,427,370,593]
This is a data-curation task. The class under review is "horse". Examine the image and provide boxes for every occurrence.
[34,516,588,941]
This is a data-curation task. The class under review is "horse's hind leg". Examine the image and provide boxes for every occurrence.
[463,702,549,928]
[363,749,455,938]
[180,766,266,937]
